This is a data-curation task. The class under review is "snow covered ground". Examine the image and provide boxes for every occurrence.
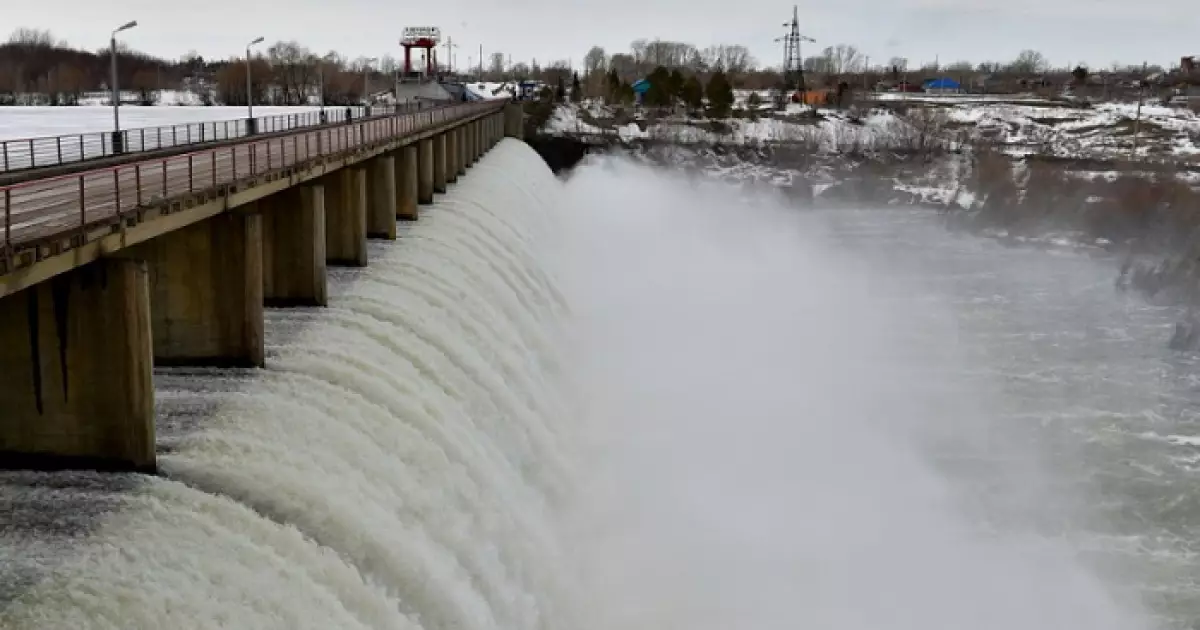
[543,97,1200,163]
[940,100,1200,161]
[543,100,947,154]
[0,105,322,142]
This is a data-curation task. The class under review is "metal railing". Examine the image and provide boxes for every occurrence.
[1,100,504,268]
[0,99,459,174]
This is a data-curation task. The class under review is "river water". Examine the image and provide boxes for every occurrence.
[1,140,1199,629]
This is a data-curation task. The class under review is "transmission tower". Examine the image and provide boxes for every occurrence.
[775,5,815,94]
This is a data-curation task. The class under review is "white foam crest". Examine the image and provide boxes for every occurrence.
[550,155,1155,630]
[149,141,576,630]
[0,480,413,630]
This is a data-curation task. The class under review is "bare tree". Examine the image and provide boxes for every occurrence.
[8,28,55,47]
[1008,49,1049,74]
[583,46,607,77]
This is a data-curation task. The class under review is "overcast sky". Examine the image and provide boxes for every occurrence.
[7,0,1197,71]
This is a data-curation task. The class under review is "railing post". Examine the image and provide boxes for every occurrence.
[135,164,142,206]
[4,188,11,261]
[188,155,194,193]
[28,139,34,168]
[78,177,85,229]
[161,159,167,199]
[56,137,63,165]
[113,169,121,220]
[211,151,217,188]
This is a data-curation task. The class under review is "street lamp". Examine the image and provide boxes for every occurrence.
[110,20,137,154]
[362,57,378,105]
[246,36,265,132]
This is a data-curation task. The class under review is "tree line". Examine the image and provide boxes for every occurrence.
[0,28,405,106]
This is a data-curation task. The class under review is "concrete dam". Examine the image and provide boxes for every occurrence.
[1,98,1192,630]
[0,101,577,628]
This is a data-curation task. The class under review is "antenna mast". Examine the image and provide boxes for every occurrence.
[776,5,814,94]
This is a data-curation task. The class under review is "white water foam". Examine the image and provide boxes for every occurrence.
[0,139,577,630]
[0,140,1167,630]
[550,155,1157,630]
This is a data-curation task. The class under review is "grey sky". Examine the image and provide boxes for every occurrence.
[8,0,1198,71]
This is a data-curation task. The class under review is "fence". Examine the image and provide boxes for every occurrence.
[0,100,457,174]
[1,100,503,267]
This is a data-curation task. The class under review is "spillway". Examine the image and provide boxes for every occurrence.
[0,139,577,630]
[1,139,1196,630]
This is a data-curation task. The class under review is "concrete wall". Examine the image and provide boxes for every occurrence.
[0,106,511,473]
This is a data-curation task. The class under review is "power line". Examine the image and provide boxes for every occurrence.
[774,5,815,94]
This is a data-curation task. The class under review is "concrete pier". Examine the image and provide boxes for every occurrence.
[467,123,477,165]
[128,212,265,368]
[262,185,327,307]
[0,259,155,472]
[457,127,468,175]
[418,138,434,205]
[504,102,524,139]
[396,145,419,220]
[433,133,448,194]
[367,156,398,239]
[325,166,368,266]
[446,130,459,184]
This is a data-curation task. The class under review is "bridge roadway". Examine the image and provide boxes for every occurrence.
[0,100,499,282]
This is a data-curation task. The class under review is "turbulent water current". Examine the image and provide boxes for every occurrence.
[2,140,1200,629]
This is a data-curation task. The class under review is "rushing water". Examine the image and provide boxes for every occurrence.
[2,141,1200,629]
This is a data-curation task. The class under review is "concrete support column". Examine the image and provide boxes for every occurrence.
[262,185,327,307]
[473,121,482,161]
[433,133,448,194]
[457,127,467,175]
[324,166,368,266]
[0,259,155,473]
[367,155,397,240]
[504,102,524,140]
[396,145,419,220]
[130,212,264,368]
[446,130,459,184]
[418,138,435,205]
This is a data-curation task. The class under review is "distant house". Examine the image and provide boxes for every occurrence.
[922,77,962,93]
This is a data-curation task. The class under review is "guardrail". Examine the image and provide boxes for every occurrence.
[1,99,503,269]
[0,100,459,174]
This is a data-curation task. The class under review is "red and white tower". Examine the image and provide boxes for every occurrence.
[400,27,441,78]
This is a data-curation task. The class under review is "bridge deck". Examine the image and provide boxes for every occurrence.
[1,101,498,277]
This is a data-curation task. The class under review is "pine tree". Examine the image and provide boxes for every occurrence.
[646,65,672,107]
[570,71,583,102]
[606,68,622,103]
[681,75,704,112]
[705,71,734,118]
[555,75,566,103]
[667,69,685,104]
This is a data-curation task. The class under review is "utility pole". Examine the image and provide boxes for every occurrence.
[245,36,264,130]
[479,44,483,80]
[110,20,138,154]
[774,5,814,101]
[1132,61,1147,158]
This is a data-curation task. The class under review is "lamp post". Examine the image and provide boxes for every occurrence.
[110,20,137,154]
[246,36,264,134]
[363,57,378,105]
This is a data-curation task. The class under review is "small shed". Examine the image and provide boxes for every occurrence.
[922,77,962,93]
